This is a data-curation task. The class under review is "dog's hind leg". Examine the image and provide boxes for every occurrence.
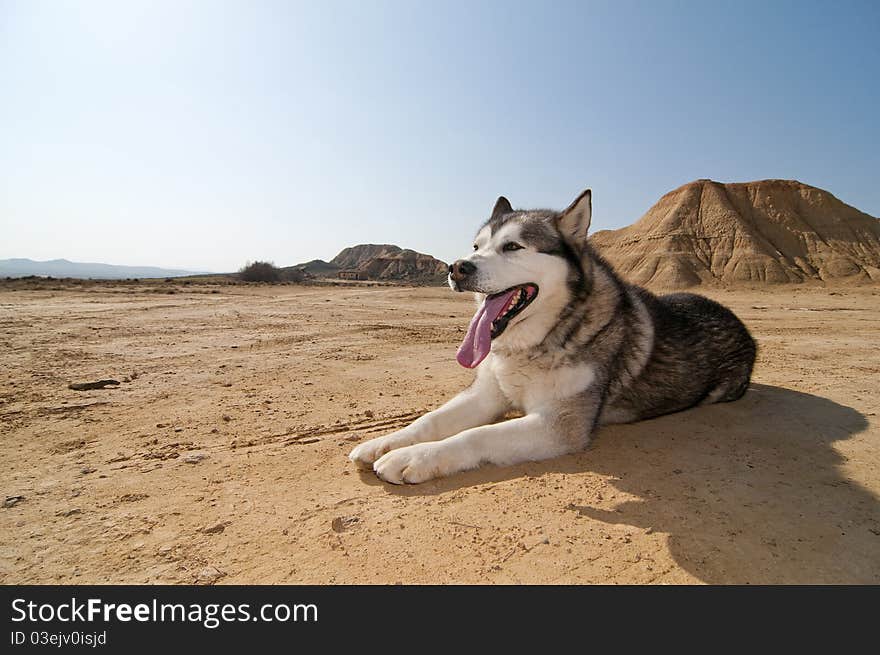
[349,367,510,467]
[597,403,638,426]
[701,376,751,405]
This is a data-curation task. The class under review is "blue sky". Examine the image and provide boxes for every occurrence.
[1,0,878,272]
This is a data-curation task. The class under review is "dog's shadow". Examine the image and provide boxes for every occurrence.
[360,384,879,583]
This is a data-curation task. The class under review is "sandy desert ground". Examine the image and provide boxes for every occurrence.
[1,281,878,584]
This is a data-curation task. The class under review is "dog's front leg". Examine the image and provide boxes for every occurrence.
[373,400,597,484]
[349,367,510,467]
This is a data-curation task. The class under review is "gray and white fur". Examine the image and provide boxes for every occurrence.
[350,190,757,484]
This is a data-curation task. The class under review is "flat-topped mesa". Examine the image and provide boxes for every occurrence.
[331,244,403,269]
[289,244,448,284]
[590,179,880,287]
[358,249,448,281]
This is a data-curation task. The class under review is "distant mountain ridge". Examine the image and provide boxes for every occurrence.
[0,258,207,280]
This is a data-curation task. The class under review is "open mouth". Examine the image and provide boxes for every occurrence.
[488,284,539,339]
[455,283,539,369]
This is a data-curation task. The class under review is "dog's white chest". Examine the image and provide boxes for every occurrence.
[489,355,596,411]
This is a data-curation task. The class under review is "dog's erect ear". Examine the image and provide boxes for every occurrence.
[491,196,513,221]
[558,189,592,243]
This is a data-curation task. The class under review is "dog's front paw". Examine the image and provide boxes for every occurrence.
[349,432,408,468]
[373,443,455,485]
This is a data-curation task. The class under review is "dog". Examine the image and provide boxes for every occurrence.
[350,189,757,484]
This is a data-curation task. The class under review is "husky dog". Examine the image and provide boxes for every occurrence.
[350,190,756,484]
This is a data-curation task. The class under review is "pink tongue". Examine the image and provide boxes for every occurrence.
[456,290,516,368]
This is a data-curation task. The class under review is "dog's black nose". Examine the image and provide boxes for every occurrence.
[449,260,476,282]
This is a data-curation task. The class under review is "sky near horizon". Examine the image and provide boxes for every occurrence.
[1,1,878,272]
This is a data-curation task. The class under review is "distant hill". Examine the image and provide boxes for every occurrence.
[591,179,880,287]
[331,244,403,269]
[0,258,208,280]
[356,248,448,283]
[289,244,448,285]
[285,259,341,277]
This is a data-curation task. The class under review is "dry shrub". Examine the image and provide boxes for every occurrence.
[239,261,281,283]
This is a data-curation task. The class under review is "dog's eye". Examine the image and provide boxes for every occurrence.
[473,244,478,251]
[502,242,524,252]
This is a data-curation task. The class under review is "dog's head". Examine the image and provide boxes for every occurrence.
[449,190,593,368]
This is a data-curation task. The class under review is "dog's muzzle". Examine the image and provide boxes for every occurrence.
[449,259,476,283]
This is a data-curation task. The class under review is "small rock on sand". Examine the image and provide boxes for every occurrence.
[183,453,208,464]
[196,566,226,585]
[522,534,550,550]
[68,380,120,391]
[331,516,360,532]
[3,495,24,508]
[202,522,226,534]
